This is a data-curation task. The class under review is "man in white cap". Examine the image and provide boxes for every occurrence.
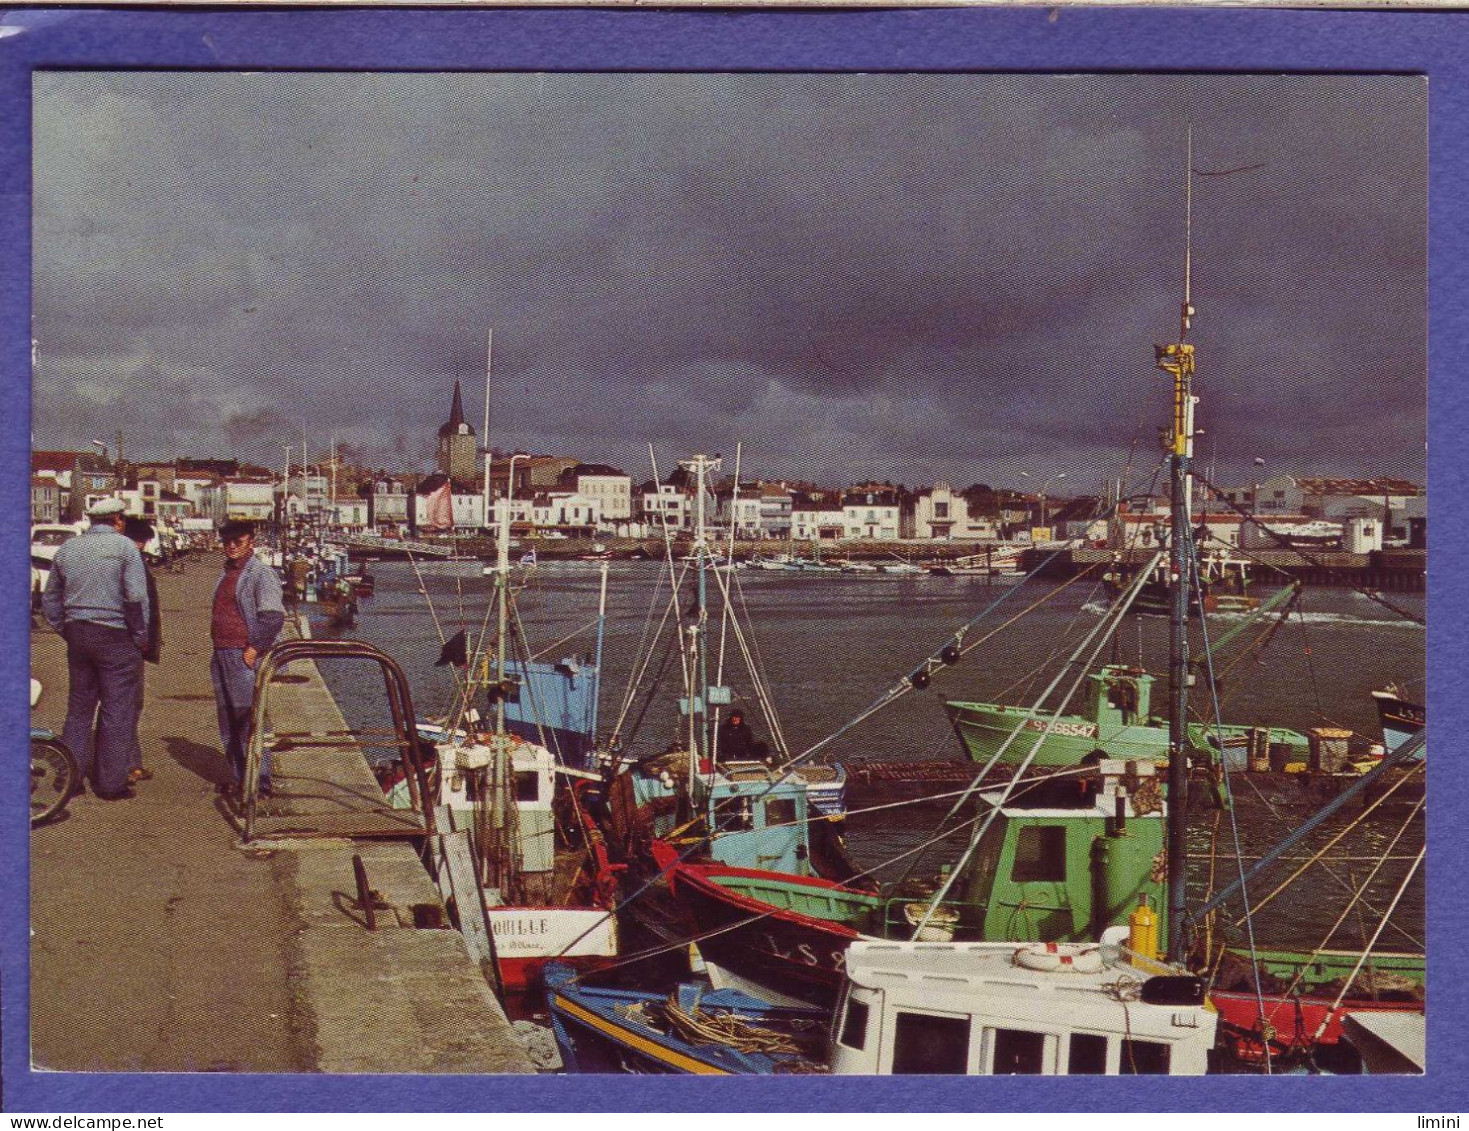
[41,496,150,800]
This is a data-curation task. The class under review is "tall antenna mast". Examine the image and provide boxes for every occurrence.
[1182,125,1194,342]
[482,330,494,530]
[1156,126,1199,964]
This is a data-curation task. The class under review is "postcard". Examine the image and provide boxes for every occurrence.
[6,7,1454,1117]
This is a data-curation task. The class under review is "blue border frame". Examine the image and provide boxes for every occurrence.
[2,6,1460,1113]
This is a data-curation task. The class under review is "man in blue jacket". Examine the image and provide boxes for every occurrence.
[210,520,286,798]
[41,497,150,800]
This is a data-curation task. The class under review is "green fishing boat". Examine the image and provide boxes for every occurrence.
[944,662,1310,769]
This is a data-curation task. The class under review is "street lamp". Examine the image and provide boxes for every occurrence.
[1020,470,1067,534]
[496,453,527,550]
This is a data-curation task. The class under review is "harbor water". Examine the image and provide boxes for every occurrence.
[317,557,1425,954]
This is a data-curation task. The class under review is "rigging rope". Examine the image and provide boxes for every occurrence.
[1275,794,1425,1003]
[1309,844,1425,1043]
[1189,524,1274,1074]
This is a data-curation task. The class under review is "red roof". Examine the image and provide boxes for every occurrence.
[32,451,81,473]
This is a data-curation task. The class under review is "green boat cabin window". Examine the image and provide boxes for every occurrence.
[838,997,869,1050]
[515,771,540,803]
[991,1027,1047,1075]
[1120,1039,1170,1075]
[715,797,753,833]
[1067,1032,1108,1074]
[1012,825,1067,883]
[765,797,797,829]
[892,1012,969,1074]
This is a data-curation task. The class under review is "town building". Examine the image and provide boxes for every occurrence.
[203,476,277,523]
[903,483,999,541]
[530,491,602,534]
[841,485,902,540]
[559,464,633,525]
[31,476,61,524]
[367,475,412,534]
[791,490,846,542]
[32,450,117,521]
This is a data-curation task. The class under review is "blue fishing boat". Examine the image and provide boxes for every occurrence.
[544,963,829,1074]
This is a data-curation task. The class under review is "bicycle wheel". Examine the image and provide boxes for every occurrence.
[31,737,78,825]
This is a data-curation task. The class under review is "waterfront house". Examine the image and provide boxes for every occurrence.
[367,475,411,534]
[531,490,602,535]
[558,464,633,527]
[791,490,846,542]
[204,475,277,524]
[841,485,902,541]
[903,483,1000,541]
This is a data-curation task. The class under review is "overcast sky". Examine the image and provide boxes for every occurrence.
[31,71,1425,493]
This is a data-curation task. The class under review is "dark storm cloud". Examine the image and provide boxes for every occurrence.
[32,71,1425,489]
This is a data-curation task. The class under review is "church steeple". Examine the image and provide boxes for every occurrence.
[437,379,478,484]
[439,380,475,439]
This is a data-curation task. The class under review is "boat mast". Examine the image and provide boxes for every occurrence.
[482,330,493,529]
[590,559,609,750]
[680,454,721,781]
[488,445,517,901]
[1157,127,1199,963]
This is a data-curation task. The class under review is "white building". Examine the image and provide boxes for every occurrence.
[904,483,997,541]
[173,473,217,515]
[842,488,902,541]
[204,478,276,523]
[326,495,370,531]
[791,493,846,541]
[640,481,690,532]
[723,493,764,538]
[563,465,633,524]
[531,491,601,532]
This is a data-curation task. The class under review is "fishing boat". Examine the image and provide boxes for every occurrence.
[1103,548,1259,617]
[929,547,1026,578]
[1371,686,1424,755]
[944,661,1310,769]
[665,143,1425,1069]
[667,758,1167,1008]
[545,938,1216,1075]
[583,453,859,961]
[405,727,619,991]
[384,484,618,991]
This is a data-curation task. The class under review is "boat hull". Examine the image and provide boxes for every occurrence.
[669,862,878,1009]
[487,905,619,992]
[1208,946,1424,1062]
[945,702,1308,768]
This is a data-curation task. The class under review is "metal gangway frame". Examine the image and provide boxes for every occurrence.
[242,638,437,843]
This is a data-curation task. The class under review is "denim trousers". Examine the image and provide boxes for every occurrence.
[210,648,271,785]
[61,621,143,796]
